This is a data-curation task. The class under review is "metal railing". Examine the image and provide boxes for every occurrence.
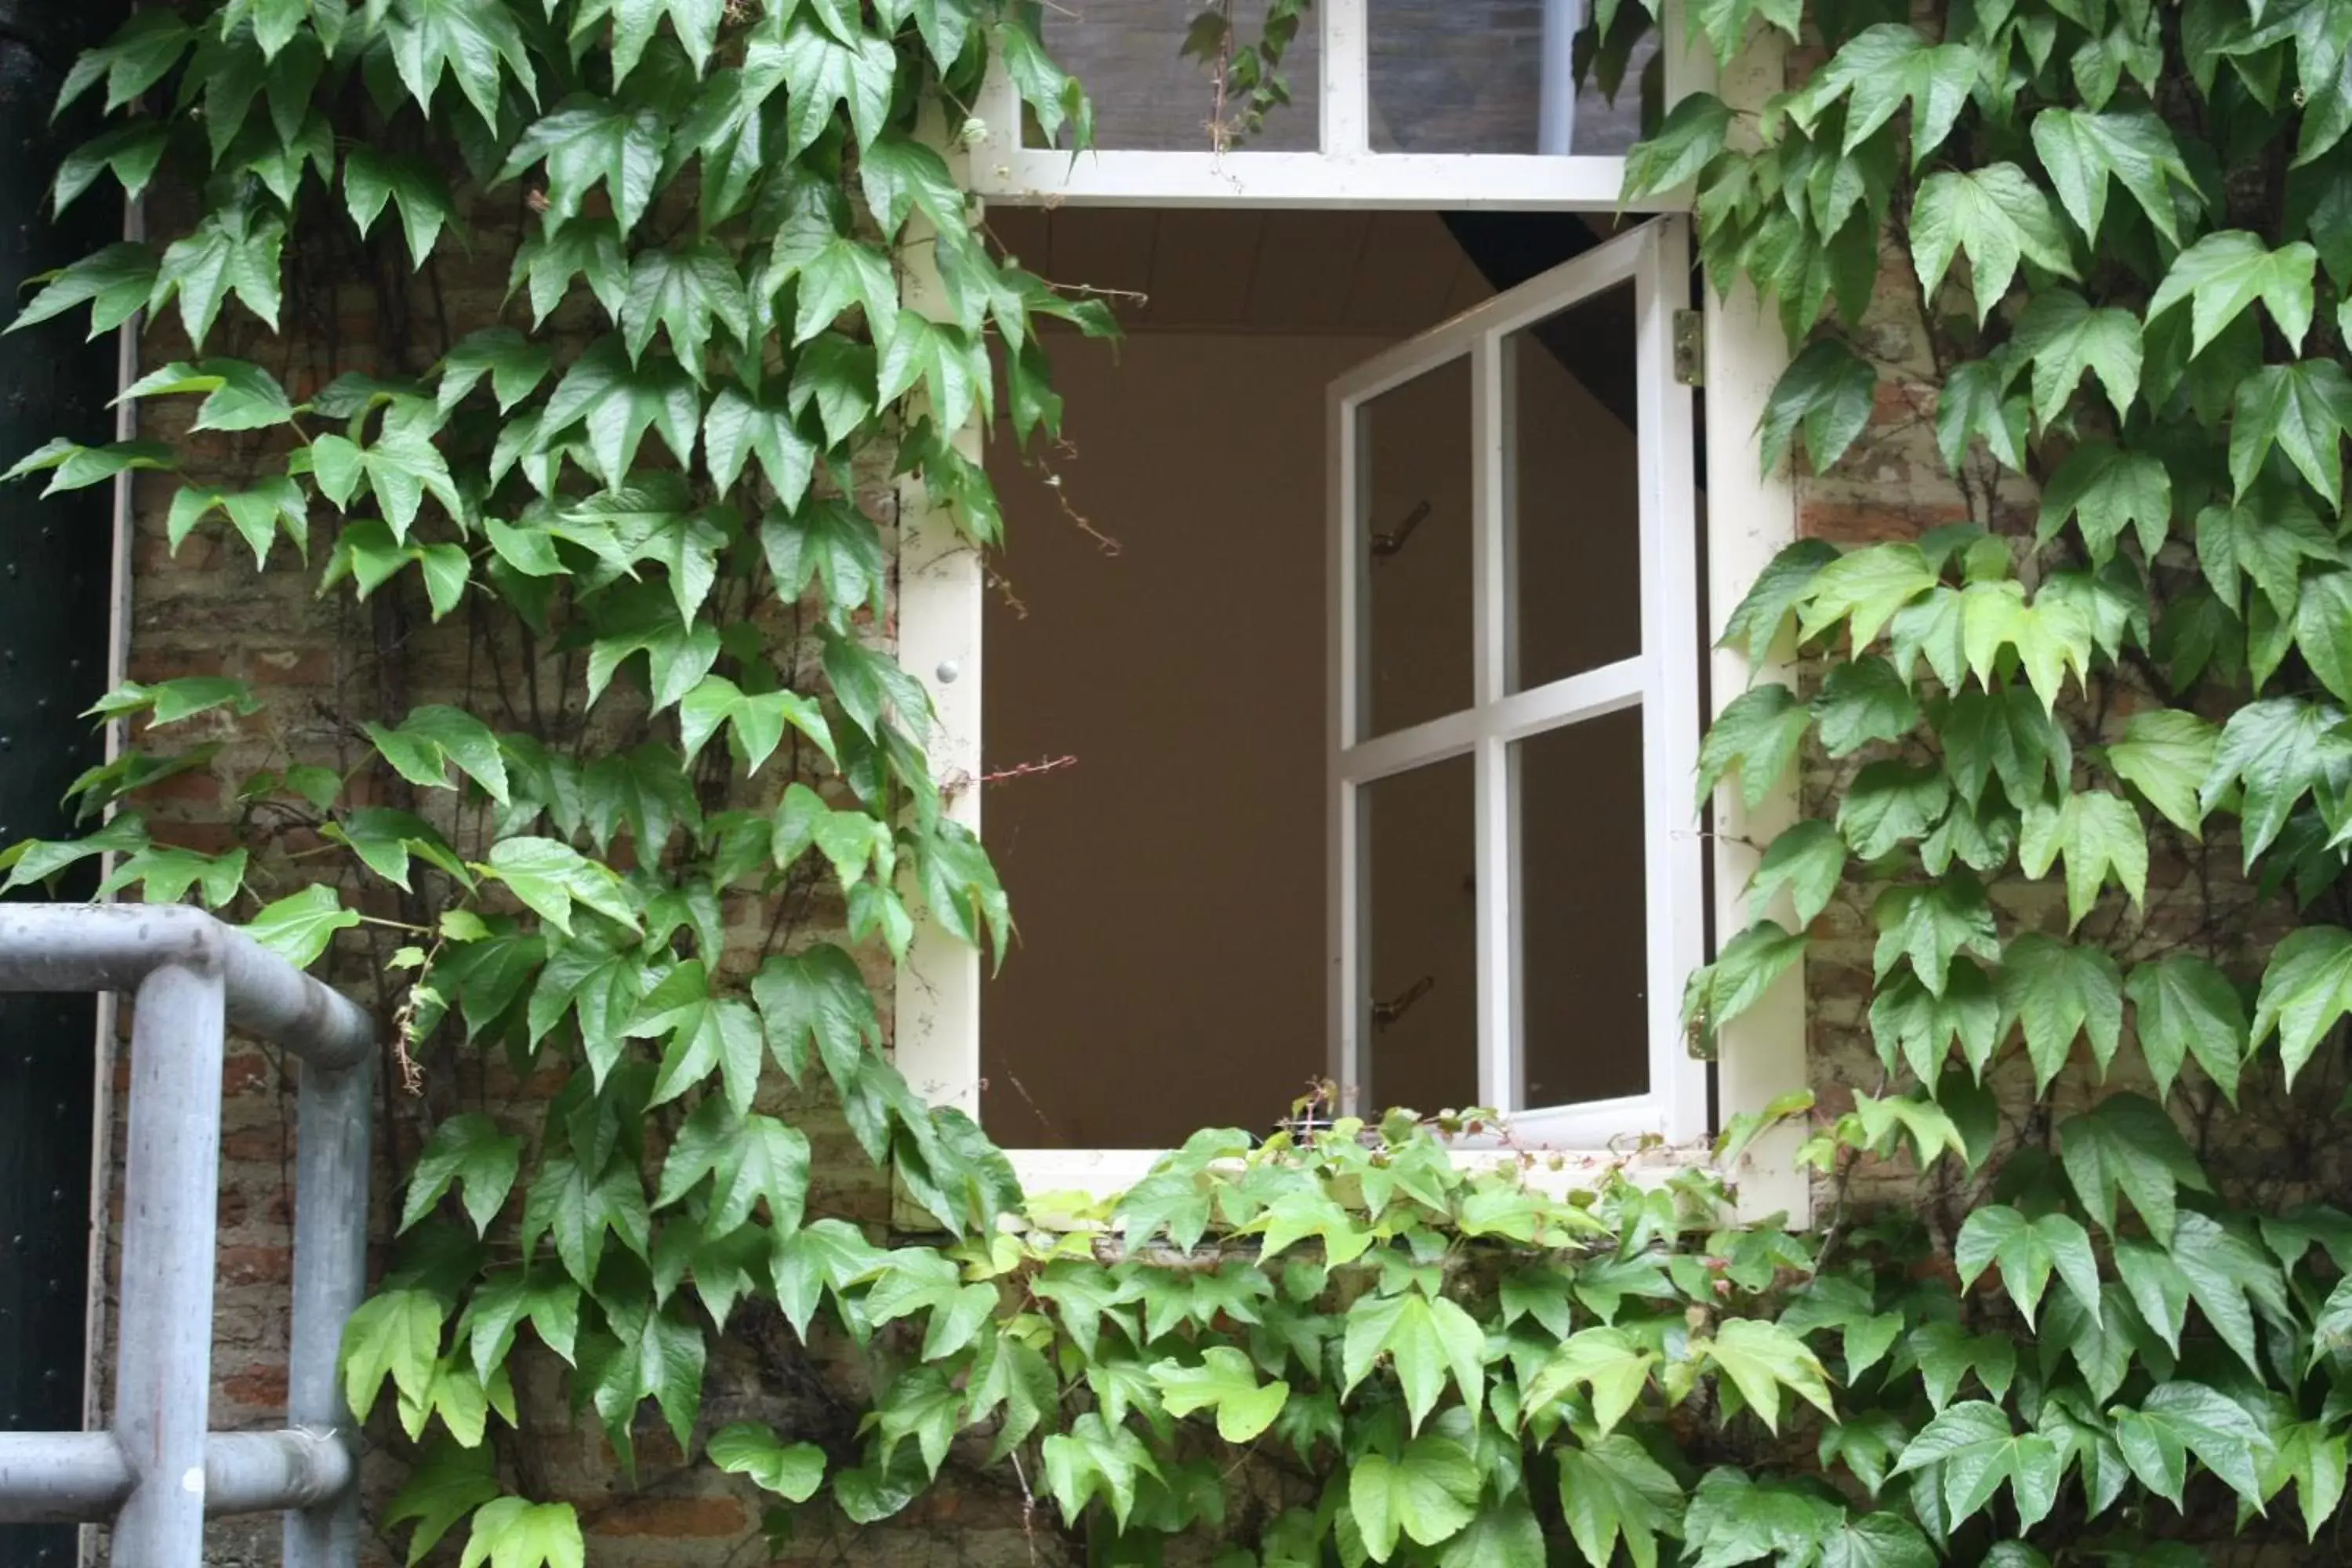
[0,904,373,1568]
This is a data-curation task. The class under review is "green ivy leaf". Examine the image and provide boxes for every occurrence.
[2034,443,2168,562]
[154,197,286,349]
[1149,1346,1290,1443]
[388,0,539,127]
[2031,107,2193,244]
[1747,819,1848,928]
[341,1288,445,1420]
[1911,163,2077,323]
[2151,231,2319,356]
[622,244,751,379]
[1870,962,2001,1083]
[1813,657,1920,756]
[2200,697,2352,866]
[1935,358,2031,476]
[1435,1498,1544,1568]
[1348,1436,1481,1563]
[2060,1093,2211,1244]
[1623,91,1732,197]
[383,1441,502,1567]
[1719,540,1839,663]
[708,1421,826,1501]
[401,1113,523,1236]
[1340,1290,1486,1432]
[1701,1317,1837,1434]
[1890,1401,2064,1532]
[2017,790,2148,931]
[1801,24,1976,165]
[1521,1327,1657,1437]
[655,1098,811,1233]
[521,1150,651,1289]
[1872,874,1999,996]
[2252,924,2352,1087]
[2009,292,2143,428]
[1759,338,1878,475]
[1838,761,1951,859]
[1682,920,1807,1056]
[2111,1382,2271,1510]
[1955,1205,2103,1328]
[769,13,896,156]
[243,884,361,970]
[1555,1436,1686,1568]
[626,960,766,1114]
[345,148,459,271]
[2127,952,2249,1104]
[1695,684,1810,811]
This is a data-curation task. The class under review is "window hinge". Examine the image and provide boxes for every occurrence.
[1671,310,1704,387]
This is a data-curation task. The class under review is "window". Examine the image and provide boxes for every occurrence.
[968,0,1687,209]
[898,8,1809,1215]
[1329,220,1705,1147]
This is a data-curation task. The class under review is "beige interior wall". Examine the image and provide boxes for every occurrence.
[982,332,1371,1148]
[978,275,1653,1149]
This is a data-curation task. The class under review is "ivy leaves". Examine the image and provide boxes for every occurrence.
[1911,164,2076,322]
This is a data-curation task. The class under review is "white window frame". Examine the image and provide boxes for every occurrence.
[898,16,1813,1221]
[1327,218,1704,1150]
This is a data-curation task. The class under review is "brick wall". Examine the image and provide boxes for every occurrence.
[92,28,2288,1568]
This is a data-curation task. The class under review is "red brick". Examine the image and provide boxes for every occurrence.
[217,1245,292,1287]
[219,1363,288,1407]
[221,1126,285,1162]
[1799,499,1969,544]
[588,1496,749,1539]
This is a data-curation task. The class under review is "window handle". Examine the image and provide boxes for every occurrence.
[1369,500,1432,564]
[1370,975,1435,1030]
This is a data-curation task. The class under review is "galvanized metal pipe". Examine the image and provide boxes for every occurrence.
[107,960,226,1568]
[1537,0,1588,155]
[284,1050,373,1568]
[0,1430,353,1525]
[0,904,372,1069]
[0,902,374,1568]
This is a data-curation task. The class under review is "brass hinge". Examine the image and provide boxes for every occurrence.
[1671,309,1704,387]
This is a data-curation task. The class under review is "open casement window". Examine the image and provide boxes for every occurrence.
[970,0,1688,209]
[1327,216,1704,1148]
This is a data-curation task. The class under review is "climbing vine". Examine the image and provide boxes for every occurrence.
[13,1,2352,1566]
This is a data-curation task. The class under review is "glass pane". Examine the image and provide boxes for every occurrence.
[1515,708,1649,1109]
[1506,280,1642,691]
[1368,0,1658,155]
[1361,754,1479,1116]
[1356,356,1472,739]
[1024,0,1321,152]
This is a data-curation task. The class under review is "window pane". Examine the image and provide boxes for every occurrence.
[1515,707,1649,1108]
[1367,0,1657,155]
[1024,0,1321,152]
[1361,754,1478,1116]
[1356,356,1472,739]
[1506,279,1642,691]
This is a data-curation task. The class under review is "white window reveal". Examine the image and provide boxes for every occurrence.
[1327,218,1704,1148]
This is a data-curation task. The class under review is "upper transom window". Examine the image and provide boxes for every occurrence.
[968,0,1688,210]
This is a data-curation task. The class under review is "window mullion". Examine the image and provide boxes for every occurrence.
[1320,0,1371,156]
[1471,332,1514,1113]
[1635,217,1710,1144]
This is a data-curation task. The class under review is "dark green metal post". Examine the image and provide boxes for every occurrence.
[0,3,129,1564]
